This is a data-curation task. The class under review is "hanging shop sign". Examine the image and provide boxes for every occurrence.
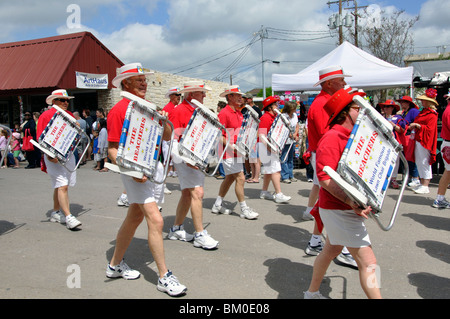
[76,72,108,89]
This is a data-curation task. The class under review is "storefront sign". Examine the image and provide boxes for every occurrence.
[76,72,108,89]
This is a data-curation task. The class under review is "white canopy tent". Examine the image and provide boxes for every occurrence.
[272,41,414,92]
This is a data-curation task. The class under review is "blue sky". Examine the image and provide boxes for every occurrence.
[1,0,447,92]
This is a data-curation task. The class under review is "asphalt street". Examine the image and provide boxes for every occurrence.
[0,160,449,301]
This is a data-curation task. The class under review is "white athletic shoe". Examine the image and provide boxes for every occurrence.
[211,204,231,215]
[240,206,259,220]
[260,191,275,200]
[304,291,327,299]
[106,260,141,280]
[50,211,66,224]
[274,193,291,203]
[167,225,194,242]
[65,214,82,230]
[117,195,129,207]
[413,185,430,194]
[157,270,187,296]
[193,230,219,250]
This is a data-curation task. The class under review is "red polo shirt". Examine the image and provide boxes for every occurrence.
[107,98,130,143]
[316,124,353,210]
[442,102,450,141]
[258,111,276,142]
[168,100,196,141]
[218,105,243,158]
[37,107,75,138]
[163,101,177,114]
[307,91,331,152]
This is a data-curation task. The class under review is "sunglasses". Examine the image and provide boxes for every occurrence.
[54,98,69,103]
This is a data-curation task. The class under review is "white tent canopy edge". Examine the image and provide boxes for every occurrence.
[272,41,414,92]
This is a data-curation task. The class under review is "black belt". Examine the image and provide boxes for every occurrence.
[444,139,450,142]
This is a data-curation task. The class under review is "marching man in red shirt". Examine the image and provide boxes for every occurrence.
[106,63,187,297]
[304,66,354,266]
[168,81,219,250]
[38,89,82,231]
[211,85,259,220]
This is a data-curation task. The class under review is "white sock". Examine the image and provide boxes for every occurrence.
[437,195,445,201]
[342,247,350,254]
[305,206,313,215]
[239,201,248,211]
[214,196,223,207]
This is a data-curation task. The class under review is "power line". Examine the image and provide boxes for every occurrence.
[161,36,256,75]
[213,35,260,81]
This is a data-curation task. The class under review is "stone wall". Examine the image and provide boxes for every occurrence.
[99,70,231,114]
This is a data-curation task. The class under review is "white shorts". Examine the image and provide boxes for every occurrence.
[442,140,450,171]
[174,161,205,190]
[319,208,371,248]
[414,141,432,180]
[223,157,244,175]
[44,155,76,189]
[258,142,281,174]
[121,162,164,204]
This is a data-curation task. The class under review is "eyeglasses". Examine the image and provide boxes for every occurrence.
[350,106,360,111]
[131,78,149,84]
[54,98,69,103]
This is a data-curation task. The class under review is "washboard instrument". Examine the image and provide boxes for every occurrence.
[105,91,174,184]
[234,105,260,158]
[30,105,90,172]
[174,99,230,176]
[260,109,295,163]
[323,95,408,231]
[0,124,12,167]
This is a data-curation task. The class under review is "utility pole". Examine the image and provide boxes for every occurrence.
[257,26,269,99]
[327,0,344,44]
[344,1,368,47]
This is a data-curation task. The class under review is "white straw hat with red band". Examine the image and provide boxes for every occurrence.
[46,89,74,105]
[219,85,244,98]
[179,81,212,94]
[313,65,351,87]
[165,87,181,98]
[112,63,154,88]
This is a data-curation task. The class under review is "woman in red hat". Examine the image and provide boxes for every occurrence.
[407,88,439,194]
[397,95,421,187]
[257,96,291,203]
[305,88,380,299]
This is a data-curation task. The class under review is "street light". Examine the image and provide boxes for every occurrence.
[262,60,280,100]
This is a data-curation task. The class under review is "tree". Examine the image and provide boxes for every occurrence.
[343,9,419,102]
[358,9,419,66]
